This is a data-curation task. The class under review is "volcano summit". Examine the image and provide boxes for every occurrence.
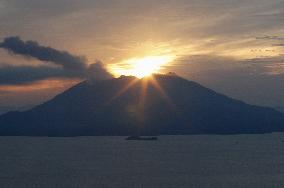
[0,74,283,136]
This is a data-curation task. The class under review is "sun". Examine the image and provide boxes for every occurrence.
[110,55,175,78]
[129,56,173,78]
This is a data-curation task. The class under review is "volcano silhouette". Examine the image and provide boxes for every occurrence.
[0,74,284,136]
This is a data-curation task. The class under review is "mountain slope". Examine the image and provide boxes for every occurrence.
[0,74,284,136]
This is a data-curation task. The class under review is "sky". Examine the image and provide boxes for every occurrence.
[0,0,284,113]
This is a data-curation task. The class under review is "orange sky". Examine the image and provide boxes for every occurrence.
[0,0,284,112]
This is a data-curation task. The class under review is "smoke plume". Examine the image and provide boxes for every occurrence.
[0,36,113,85]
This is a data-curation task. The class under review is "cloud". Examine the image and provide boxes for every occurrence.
[273,44,284,47]
[0,64,82,85]
[0,36,113,85]
[86,60,113,81]
[256,35,284,41]
[172,54,284,78]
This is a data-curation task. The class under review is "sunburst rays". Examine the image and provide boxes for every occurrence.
[106,77,139,105]
[106,75,175,124]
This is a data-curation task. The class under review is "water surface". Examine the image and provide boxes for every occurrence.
[1,134,284,188]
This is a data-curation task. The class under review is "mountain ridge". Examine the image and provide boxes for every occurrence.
[0,74,283,136]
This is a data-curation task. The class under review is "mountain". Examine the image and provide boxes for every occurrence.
[0,105,34,115]
[0,74,284,136]
[275,107,284,113]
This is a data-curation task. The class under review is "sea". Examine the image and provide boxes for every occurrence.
[1,134,284,188]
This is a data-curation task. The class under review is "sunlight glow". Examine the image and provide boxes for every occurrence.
[106,75,176,124]
[110,55,175,78]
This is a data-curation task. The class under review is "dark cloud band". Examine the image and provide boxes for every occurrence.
[0,65,83,85]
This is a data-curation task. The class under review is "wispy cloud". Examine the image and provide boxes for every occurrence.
[256,35,284,41]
